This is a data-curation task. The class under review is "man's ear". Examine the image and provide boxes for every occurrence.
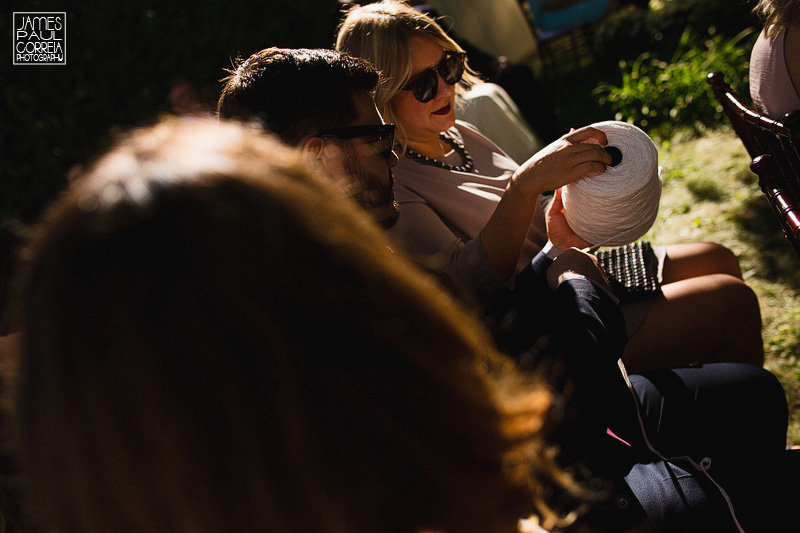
[300,136,344,186]
[300,136,327,164]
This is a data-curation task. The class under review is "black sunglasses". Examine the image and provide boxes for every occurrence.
[315,123,396,157]
[402,51,466,103]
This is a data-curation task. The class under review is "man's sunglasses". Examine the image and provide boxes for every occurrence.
[315,123,396,157]
[402,51,466,103]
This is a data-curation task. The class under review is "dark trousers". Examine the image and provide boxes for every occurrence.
[627,363,795,532]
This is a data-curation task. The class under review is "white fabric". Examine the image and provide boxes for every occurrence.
[425,0,537,63]
[457,82,544,164]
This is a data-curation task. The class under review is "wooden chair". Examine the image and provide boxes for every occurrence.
[516,0,596,74]
[707,71,800,259]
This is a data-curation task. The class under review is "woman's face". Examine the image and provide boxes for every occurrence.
[390,35,457,143]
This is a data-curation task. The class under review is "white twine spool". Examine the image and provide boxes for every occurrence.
[562,120,662,246]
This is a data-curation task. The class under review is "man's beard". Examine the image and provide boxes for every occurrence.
[343,153,399,230]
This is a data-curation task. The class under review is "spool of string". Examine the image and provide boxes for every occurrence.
[562,121,662,247]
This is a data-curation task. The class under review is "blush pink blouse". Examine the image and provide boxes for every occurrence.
[750,27,800,119]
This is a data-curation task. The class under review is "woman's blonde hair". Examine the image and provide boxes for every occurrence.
[754,0,800,38]
[335,0,481,152]
[14,117,579,532]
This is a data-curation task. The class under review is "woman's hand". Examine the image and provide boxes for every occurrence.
[545,187,593,250]
[480,126,608,281]
[546,247,610,291]
[510,126,611,198]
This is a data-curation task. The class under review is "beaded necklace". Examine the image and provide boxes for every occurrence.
[405,133,474,172]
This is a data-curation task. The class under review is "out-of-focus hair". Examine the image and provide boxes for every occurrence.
[14,117,569,532]
[0,220,27,336]
[336,0,481,151]
[217,47,379,145]
[754,0,800,38]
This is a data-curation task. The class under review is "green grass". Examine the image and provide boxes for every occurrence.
[646,127,800,443]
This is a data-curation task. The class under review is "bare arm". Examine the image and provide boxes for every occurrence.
[545,187,593,251]
[479,126,610,279]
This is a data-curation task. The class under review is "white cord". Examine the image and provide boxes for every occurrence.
[616,359,747,533]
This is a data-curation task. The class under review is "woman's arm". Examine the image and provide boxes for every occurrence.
[387,201,512,302]
[479,126,610,280]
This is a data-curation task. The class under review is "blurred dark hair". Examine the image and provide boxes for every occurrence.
[0,220,28,336]
[14,117,565,532]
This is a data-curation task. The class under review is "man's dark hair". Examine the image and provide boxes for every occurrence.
[217,48,380,145]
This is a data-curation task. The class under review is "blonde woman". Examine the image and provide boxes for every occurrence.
[750,0,800,118]
[336,0,764,373]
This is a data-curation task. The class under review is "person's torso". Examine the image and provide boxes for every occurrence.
[392,121,548,272]
[750,27,800,118]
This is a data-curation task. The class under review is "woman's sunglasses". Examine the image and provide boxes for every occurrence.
[315,123,396,158]
[402,51,466,103]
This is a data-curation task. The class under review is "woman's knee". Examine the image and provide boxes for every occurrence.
[705,275,764,364]
[702,242,742,277]
[662,242,743,281]
[715,275,761,324]
[623,274,763,371]
[700,274,761,328]
[658,273,763,365]
[664,273,759,319]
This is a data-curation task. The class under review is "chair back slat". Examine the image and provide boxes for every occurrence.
[707,71,800,260]
[516,0,595,73]
[751,155,800,259]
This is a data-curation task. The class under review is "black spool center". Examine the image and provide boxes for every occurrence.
[604,145,623,167]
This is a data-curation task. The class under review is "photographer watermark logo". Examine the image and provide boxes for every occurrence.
[13,12,66,65]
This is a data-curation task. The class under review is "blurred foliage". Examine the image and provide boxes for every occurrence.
[545,0,760,137]
[0,0,340,222]
[593,0,758,69]
[593,27,757,140]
